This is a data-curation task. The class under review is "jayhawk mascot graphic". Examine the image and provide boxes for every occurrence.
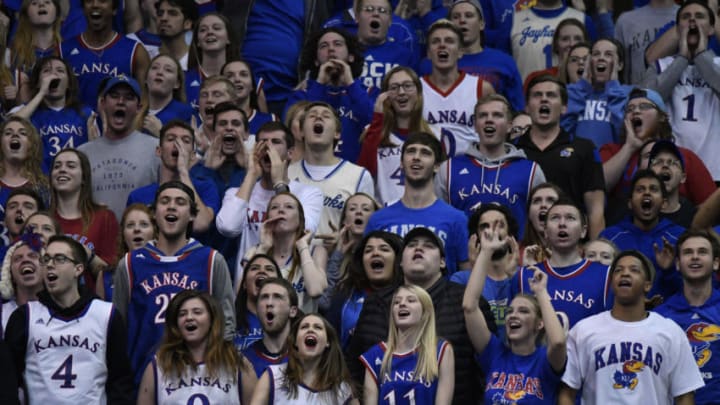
[613,360,645,390]
[686,323,720,367]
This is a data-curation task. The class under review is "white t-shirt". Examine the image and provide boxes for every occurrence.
[563,310,704,404]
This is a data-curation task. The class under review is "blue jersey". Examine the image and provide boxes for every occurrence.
[60,33,140,108]
[241,0,305,103]
[242,339,288,378]
[247,109,276,139]
[340,288,367,349]
[30,105,93,173]
[360,340,450,405]
[477,334,561,404]
[600,217,685,299]
[184,68,203,112]
[418,48,525,111]
[360,39,418,91]
[234,311,264,351]
[444,154,540,239]
[152,99,195,127]
[511,259,612,332]
[365,199,469,275]
[450,273,512,343]
[655,290,720,405]
[123,241,215,381]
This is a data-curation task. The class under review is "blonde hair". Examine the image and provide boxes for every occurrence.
[381,285,439,384]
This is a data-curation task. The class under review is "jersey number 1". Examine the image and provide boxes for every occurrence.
[384,388,415,405]
[51,355,78,388]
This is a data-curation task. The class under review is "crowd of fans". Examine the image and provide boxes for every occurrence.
[0,0,719,403]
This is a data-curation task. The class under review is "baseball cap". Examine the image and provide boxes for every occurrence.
[628,88,667,114]
[448,0,484,19]
[649,140,685,170]
[101,76,141,98]
[403,227,445,257]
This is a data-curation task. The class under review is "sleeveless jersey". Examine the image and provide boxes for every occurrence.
[123,241,215,379]
[242,339,288,378]
[248,109,276,140]
[375,132,407,207]
[422,72,484,157]
[60,33,139,108]
[288,159,369,236]
[153,357,241,405]
[127,29,161,59]
[31,105,93,173]
[233,311,263,351]
[512,259,613,333]
[360,340,450,405]
[511,7,586,80]
[24,299,112,404]
[657,55,720,180]
[267,363,354,405]
[445,155,540,239]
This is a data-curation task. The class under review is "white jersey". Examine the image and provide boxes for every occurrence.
[288,159,373,236]
[563,311,704,405]
[24,299,113,405]
[375,133,407,206]
[422,72,483,157]
[511,7,586,81]
[267,363,354,405]
[153,357,241,405]
[657,55,720,180]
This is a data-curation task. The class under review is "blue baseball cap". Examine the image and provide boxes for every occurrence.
[101,76,141,98]
[628,88,667,114]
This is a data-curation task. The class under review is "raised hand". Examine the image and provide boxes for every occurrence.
[528,266,549,295]
[653,237,675,270]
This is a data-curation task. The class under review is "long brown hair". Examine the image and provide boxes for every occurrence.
[283,313,353,399]
[116,203,157,261]
[188,13,239,71]
[375,66,432,147]
[29,56,83,111]
[266,192,306,282]
[156,290,246,379]
[0,116,48,189]
[10,0,63,72]
[49,149,104,232]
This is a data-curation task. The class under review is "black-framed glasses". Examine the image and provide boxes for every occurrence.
[362,5,390,14]
[388,82,416,93]
[42,254,79,265]
[625,102,656,114]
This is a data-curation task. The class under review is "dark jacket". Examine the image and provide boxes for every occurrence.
[346,278,497,404]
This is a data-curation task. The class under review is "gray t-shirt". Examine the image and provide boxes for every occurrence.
[78,130,159,219]
[615,4,679,85]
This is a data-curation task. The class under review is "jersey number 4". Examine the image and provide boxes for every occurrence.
[51,355,78,388]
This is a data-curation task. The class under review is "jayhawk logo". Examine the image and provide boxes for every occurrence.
[514,0,538,11]
[613,360,645,390]
[686,323,720,367]
[491,389,527,405]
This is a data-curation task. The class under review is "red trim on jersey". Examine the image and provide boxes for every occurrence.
[207,250,215,294]
[437,339,449,365]
[359,354,379,385]
[543,259,592,280]
[130,42,139,76]
[422,71,467,98]
[469,158,512,169]
[79,32,121,51]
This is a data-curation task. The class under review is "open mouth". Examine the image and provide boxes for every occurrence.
[204,107,214,116]
[354,218,364,226]
[171,150,179,158]
[9,140,21,150]
[538,211,548,223]
[313,123,324,134]
[20,265,35,275]
[659,171,671,181]
[185,323,198,331]
[507,320,521,330]
[640,198,653,210]
[483,126,496,134]
[223,133,236,144]
[369,20,380,30]
[397,309,410,318]
[595,63,607,73]
[370,259,385,270]
[618,279,632,288]
[412,252,423,260]
[304,335,318,347]
[132,236,144,243]
[89,11,102,20]
[631,117,643,129]
[46,273,58,282]
[38,9,48,16]
[165,214,178,223]
[689,27,699,36]
[576,67,584,76]
[538,105,551,116]
[254,275,267,289]
[557,231,569,238]
[113,110,126,119]
[14,215,24,225]
[437,51,449,62]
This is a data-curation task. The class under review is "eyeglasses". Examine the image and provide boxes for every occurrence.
[42,254,79,265]
[625,102,656,114]
[362,5,390,14]
[650,157,681,168]
[388,82,416,93]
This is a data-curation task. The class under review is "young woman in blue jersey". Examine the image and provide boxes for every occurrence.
[560,42,590,85]
[10,0,62,74]
[323,229,403,349]
[186,13,239,108]
[50,149,119,291]
[245,192,328,314]
[139,54,194,136]
[234,253,282,350]
[464,225,566,404]
[97,203,156,301]
[361,284,455,405]
[0,116,50,209]
[138,290,257,405]
[251,313,357,404]
[14,56,95,172]
[222,59,276,141]
[357,66,433,206]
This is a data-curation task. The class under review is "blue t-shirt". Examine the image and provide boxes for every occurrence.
[365,199,469,275]
[477,334,562,404]
[125,165,221,214]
